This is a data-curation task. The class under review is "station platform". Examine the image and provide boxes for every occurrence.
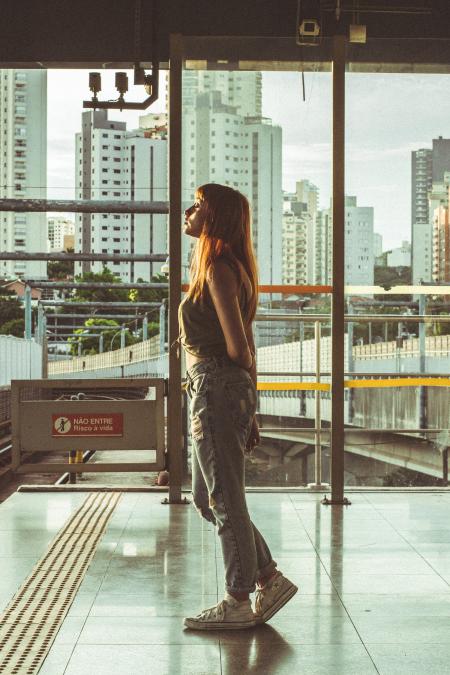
[1,489,450,674]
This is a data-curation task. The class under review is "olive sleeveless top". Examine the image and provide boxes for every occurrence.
[178,259,250,359]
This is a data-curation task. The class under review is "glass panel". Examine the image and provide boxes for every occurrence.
[345,68,450,487]
[181,63,332,487]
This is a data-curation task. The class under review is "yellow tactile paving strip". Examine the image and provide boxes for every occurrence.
[0,492,121,675]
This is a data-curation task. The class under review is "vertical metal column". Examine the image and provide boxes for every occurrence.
[37,304,45,344]
[324,35,350,506]
[24,285,32,339]
[143,314,148,341]
[315,321,322,484]
[347,300,354,424]
[418,293,427,430]
[166,34,187,504]
[159,300,166,354]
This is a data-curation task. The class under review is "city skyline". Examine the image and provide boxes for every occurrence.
[47,69,450,251]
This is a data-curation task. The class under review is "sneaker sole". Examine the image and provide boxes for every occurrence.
[255,582,298,624]
[184,618,257,630]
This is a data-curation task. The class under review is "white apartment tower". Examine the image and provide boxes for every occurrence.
[47,217,74,251]
[75,110,167,282]
[0,70,47,279]
[282,210,308,285]
[282,180,320,285]
[296,180,319,284]
[411,138,450,284]
[411,148,433,284]
[321,196,374,285]
[182,71,282,284]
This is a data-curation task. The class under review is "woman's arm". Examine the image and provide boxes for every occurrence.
[245,323,257,388]
[206,261,252,369]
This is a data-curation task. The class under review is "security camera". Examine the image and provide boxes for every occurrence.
[299,19,320,37]
[115,72,128,97]
[296,0,321,46]
[89,72,101,95]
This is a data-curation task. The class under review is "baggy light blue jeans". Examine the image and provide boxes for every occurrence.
[186,356,276,595]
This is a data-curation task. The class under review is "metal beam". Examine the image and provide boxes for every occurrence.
[39,301,162,308]
[45,333,102,338]
[254,313,450,323]
[167,34,184,504]
[329,35,347,506]
[45,314,148,320]
[0,252,167,262]
[0,199,169,214]
[46,325,138,330]
[25,282,168,290]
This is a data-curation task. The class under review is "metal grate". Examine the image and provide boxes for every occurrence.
[0,491,121,674]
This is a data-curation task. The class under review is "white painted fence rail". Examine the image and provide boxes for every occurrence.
[0,335,43,385]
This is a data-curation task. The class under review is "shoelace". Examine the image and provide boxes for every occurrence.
[255,588,264,614]
[255,576,281,614]
[198,599,227,621]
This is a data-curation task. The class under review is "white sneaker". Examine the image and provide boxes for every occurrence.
[254,571,298,623]
[184,593,257,630]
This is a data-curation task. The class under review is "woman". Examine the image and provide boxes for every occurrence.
[179,183,298,630]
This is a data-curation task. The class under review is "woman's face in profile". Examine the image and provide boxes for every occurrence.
[184,199,206,238]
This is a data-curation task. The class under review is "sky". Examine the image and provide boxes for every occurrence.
[47,70,450,251]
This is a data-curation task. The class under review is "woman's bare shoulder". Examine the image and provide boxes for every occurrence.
[206,259,239,291]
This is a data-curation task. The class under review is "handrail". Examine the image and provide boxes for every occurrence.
[254,313,450,322]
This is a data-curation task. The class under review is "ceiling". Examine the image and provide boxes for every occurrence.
[0,1,449,68]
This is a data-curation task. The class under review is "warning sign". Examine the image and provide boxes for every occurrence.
[52,413,123,437]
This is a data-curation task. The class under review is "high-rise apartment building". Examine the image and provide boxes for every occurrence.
[181,71,282,284]
[282,180,319,286]
[182,71,262,117]
[412,138,450,284]
[282,209,308,285]
[387,241,411,268]
[47,217,74,252]
[295,180,318,284]
[320,196,374,285]
[314,210,332,285]
[0,69,47,279]
[75,110,167,282]
[373,232,383,260]
[431,174,450,284]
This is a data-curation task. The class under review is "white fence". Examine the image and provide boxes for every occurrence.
[0,336,43,386]
[48,335,164,379]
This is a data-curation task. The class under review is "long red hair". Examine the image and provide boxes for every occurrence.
[187,183,258,325]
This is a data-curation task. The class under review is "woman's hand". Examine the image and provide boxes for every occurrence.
[246,416,260,452]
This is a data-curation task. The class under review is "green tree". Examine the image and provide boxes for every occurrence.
[128,273,168,303]
[128,273,168,337]
[47,248,75,279]
[71,268,129,305]
[63,270,168,352]
[0,318,25,337]
[67,318,147,356]
[0,295,24,328]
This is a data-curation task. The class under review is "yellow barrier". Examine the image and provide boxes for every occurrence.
[257,378,450,391]
[258,382,330,391]
[346,377,450,389]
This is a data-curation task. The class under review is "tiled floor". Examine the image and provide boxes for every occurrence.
[1,490,450,674]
